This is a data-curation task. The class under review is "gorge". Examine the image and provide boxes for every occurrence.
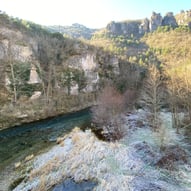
[0,8,191,191]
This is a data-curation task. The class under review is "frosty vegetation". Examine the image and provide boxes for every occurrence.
[12,110,191,191]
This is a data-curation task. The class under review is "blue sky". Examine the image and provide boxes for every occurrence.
[0,0,190,28]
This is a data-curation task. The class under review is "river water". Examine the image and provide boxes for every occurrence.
[0,108,91,174]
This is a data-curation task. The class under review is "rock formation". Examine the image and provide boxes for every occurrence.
[64,53,119,95]
[150,12,163,31]
[28,64,41,84]
[0,12,121,129]
[162,12,178,28]
[106,20,141,37]
[108,11,181,36]
[139,18,150,34]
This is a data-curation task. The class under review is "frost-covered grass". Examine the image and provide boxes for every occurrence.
[13,110,191,191]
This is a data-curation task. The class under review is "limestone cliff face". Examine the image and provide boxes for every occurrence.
[162,12,178,28]
[81,54,99,93]
[139,18,150,34]
[0,27,34,62]
[0,16,120,96]
[150,12,162,31]
[64,53,99,94]
[0,13,121,128]
[28,65,41,84]
[108,11,179,36]
[64,52,119,95]
[0,28,119,97]
[0,41,33,62]
[106,20,141,37]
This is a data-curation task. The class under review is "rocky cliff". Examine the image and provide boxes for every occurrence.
[149,12,163,32]
[0,13,120,129]
[106,20,141,37]
[1,8,190,129]
[107,11,179,36]
[162,12,178,28]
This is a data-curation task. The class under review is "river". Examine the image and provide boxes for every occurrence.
[0,108,91,175]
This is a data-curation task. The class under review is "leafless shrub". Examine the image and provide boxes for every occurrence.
[156,145,188,170]
[91,85,126,141]
[123,89,137,109]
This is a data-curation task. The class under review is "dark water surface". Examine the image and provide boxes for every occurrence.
[52,179,97,191]
[0,108,91,172]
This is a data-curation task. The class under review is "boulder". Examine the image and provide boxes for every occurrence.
[30,91,41,100]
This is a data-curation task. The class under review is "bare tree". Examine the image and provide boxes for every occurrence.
[180,63,191,121]
[7,39,17,103]
[0,44,8,104]
[123,89,137,109]
[91,85,126,141]
[166,70,181,131]
[142,64,164,128]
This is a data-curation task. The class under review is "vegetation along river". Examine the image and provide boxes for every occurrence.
[0,108,91,174]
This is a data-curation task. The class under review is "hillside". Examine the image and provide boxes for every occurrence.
[89,10,191,130]
[0,12,128,129]
[142,26,191,129]
[1,8,191,191]
[1,9,191,130]
[44,23,98,39]
[143,26,191,65]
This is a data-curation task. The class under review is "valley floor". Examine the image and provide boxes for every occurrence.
[11,110,191,191]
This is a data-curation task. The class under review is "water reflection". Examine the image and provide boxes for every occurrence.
[0,108,91,172]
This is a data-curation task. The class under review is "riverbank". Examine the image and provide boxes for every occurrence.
[0,92,97,131]
[12,110,191,191]
[0,108,92,191]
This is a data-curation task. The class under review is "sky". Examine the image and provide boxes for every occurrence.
[0,0,190,28]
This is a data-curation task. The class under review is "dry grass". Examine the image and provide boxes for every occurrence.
[30,157,60,179]
[20,128,130,191]
[13,116,191,191]
[56,137,65,144]
[35,176,46,191]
